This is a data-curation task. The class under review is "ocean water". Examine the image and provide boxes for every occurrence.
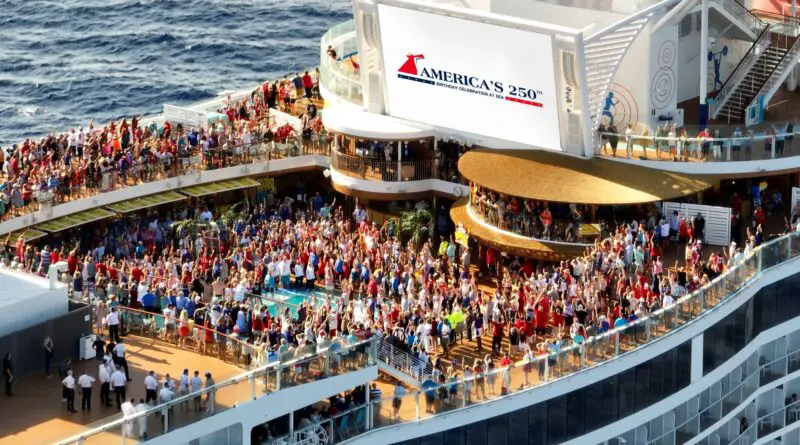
[0,0,351,146]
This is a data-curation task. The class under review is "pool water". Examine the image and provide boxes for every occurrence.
[258,288,337,317]
[257,288,366,322]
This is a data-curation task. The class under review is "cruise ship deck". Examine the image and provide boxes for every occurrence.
[0,335,242,445]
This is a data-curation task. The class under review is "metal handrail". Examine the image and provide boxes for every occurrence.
[378,338,435,382]
[710,26,772,118]
[647,348,800,444]
[330,150,436,182]
[54,336,379,445]
[721,0,767,34]
[730,397,800,444]
[746,33,800,112]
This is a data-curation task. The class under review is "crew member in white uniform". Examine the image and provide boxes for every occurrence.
[62,370,77,413]
[77,371,95,411]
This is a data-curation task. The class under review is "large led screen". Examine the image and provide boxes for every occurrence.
[377,4,562,150]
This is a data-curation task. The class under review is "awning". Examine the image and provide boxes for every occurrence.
[107,191,187,213]
[322,105,435,141]
[459,149,715,205]
[5,229,48,243]
[36,208,116,233]
[180,178,259,197]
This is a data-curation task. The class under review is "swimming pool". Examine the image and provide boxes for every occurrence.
[255,288,365,322]
[256,288,337,317]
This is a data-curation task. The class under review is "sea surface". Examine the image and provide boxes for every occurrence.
[0,0,351,146]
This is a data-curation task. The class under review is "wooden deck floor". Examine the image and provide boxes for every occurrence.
[0,335,242,445]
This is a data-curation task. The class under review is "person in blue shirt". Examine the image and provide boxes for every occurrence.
[312,193,324,214]
[597,315,611,334]
[135,242,146,259]
[185,296,197,318]
[614,310,629,328]
[176,294,188,313]
[140,287,157,313]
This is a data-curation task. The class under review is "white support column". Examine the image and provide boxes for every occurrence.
[691,333,704,382]
[397,141,402,181]
[289,410,294,441]
[700,0,710,105]
[575,35,595,158]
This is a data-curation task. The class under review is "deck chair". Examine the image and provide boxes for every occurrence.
[336,414,350,442]
[350,408,365,435]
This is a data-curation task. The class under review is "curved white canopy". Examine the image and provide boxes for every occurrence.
[322,106,435,140]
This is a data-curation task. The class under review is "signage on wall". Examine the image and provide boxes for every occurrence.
[376,3,562,150]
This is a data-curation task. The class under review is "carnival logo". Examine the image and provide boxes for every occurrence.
[396,53,543,107]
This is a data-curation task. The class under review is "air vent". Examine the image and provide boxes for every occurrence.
[562,50,578,87]
[362,12,378,48]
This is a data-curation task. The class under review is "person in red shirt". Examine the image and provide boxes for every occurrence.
[302,71,314,99]
[491,315,505,356]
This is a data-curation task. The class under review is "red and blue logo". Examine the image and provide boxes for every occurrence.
[396,53,543,108]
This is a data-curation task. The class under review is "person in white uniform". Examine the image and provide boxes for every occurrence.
[121,398,136,437]
[62,370,77,413]
[77,371,95,411]
[134,398,149,439]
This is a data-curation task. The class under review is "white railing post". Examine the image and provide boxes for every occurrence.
[544,358,550,382]
[772,138,777,158]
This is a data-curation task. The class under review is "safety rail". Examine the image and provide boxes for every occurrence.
[0,132,331,224]
[468,199,599,246]
[746,33,800,114]
[753,9,800,35]
[647,349,800,444]
[297,233,798,441]
[710,26,773,119]
[117,305,265,368]
[378,338,435,383]
[583,0,673,133]
[55,337,379,445]
[330,150,435,182]
[597,126,798,161]
[730,397,800,444]
[717,0,767,36]
[319,19,362,104]
[56,232,800,444]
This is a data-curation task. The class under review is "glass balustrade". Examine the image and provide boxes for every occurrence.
[55,338,378,445]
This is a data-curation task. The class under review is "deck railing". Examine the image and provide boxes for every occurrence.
[597,127,798,161]
[55,337,378,445]
[330,150,435,182]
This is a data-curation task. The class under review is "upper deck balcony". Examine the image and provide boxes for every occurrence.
[319,20,362,106]
[597,123,800,175]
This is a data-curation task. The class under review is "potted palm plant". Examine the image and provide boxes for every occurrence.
[398,208,433,247]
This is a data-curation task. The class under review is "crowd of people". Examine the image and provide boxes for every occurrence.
[11,182,785,406]
[0,72,325,221]
[470,184,604,243]
[598,120,797,161]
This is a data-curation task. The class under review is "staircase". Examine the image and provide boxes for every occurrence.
[745,31,800,117]
[584,2,668,132]
[713,31,790,120]
[377,338,434,388]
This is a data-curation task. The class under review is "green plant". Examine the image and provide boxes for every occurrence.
[171,198,249,238]
[398,209,433,247]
